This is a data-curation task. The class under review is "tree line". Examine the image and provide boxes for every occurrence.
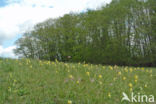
[14,0,156,66]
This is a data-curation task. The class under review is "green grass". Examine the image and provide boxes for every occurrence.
[0,58,155,104]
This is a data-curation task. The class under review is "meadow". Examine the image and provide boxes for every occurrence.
[0,58,155,104]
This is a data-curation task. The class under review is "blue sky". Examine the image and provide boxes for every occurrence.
[0,0,6,7]
[0,0,111,58]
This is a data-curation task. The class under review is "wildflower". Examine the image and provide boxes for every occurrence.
[109,66,113,70]
[86,72,90,76]
[108,93,111,98]
[141,68,144,71]
[99,81,102,85]
[125,68,128,72]
[67,100,72,104]
[145,84,147,88]
[134,75,138,80]
[123,77,126,80]
[113,77,117,81]
[114,65,118,69]
[118,71,121,75]
[146,70,149,73]
[98,74,102,79]
[129,68,133,72]
[76,81,80,84]
[128,83,133,88]
[135,79,137,83]
[69,75,73,79]
[90,78,95,83]
[55,59,58,63]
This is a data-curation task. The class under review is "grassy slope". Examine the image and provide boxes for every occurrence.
[0,58,155,104]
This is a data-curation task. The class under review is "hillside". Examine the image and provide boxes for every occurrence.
[0,58,155,104]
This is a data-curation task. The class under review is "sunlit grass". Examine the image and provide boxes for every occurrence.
[0,58,155,104]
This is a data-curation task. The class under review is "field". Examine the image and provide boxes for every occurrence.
[0,58,155,104]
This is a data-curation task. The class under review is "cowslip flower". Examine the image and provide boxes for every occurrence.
[108,93,111,98]
[128,83,133,88]
[113,77,117,81]
[76,81,80,84]
[123,77,126,80]
[69,75,73,79]
[125,68,128,72]
[129,68,133,72]
[98,75,102,79]
[118,72,121,75]
[99,81,102,85]
[109,66,113,70]
[67,100,72,104]
[134,75,138,80]
[86,72,90,76]
[145,84,147,88]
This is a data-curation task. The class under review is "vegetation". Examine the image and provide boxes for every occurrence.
[0,58,155,103]
[14,0,156,67]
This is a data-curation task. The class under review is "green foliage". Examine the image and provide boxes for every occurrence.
[14,0,156,66]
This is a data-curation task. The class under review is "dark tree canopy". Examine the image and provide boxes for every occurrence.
[14,0,156,67]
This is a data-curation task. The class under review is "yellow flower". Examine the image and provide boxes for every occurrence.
[128,83,133,88]
[129,68,133,72]
[118,72,121,75]
[67,100,72,104]
[113,77,117,81]
[123,77,126,80]
[76,81,80,84]
[98,75,102,79]
[125,68,128,72]
[135,79,137,83]
[86,72,90,76]
[146,70,149,73]
[134,75,138,80]
[145,84,147,88]
[99,81,102,85]
[69,75,73,79]
[108,93,111,98]
[109,66,113,70]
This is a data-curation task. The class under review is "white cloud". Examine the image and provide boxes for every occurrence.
[0,0,112,58]
[0,45,17,58]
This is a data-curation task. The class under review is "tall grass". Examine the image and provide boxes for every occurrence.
[0,58,155,104]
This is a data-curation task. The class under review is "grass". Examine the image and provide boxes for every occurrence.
[0,58,155,104]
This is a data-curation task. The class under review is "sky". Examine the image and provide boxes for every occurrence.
[0,0,112,58]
